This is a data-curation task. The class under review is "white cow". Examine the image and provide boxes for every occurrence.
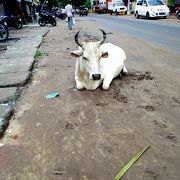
[71,29,127,90]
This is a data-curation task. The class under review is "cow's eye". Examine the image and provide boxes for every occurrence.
[83,57,88,61]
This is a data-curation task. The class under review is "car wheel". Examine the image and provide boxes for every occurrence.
[146,12,150,19]
[163,16,167,19]
[135,11,139,18]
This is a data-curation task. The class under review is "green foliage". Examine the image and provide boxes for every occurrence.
[168,0,173,5]
[34,50,42,59]
[114,145,150,180]
[85,0,91,8]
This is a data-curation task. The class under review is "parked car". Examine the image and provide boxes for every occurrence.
[79,5,88,16]
[134,0,170,19]
[108,1,127,15]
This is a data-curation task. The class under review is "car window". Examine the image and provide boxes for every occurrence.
[148,0,164,6]
[137,1,143,5]
[116,2,125,6]
[143,0,148,5]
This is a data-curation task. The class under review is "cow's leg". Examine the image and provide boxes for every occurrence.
[123,66,128,74]
[102,75,113,90]
[76,80,85,90]
[120,66,128,77]
[122,66,128,75]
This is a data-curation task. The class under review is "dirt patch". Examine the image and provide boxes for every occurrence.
[106,71,154,103]
[65,122,77,130]
[122,71,153,82]
[166,133,177,141]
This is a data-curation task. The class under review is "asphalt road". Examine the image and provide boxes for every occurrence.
[86,14,180,56]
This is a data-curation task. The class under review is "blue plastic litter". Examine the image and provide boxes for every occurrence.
[46,93,59,99]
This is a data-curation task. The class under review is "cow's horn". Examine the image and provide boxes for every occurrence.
[75,30,83,47]
[99,29,106,45]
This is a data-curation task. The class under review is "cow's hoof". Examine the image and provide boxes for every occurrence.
[122,67,128,76]
[77,87,85,91]
[76,82,85,90]
[121,71,128,76]
[76,85,85,91]
[102,85,109,90]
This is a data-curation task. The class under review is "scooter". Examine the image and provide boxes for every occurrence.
[38,11,56,26]
[5,16,23,29]
[176,9,180,20]
[0,16,9,42]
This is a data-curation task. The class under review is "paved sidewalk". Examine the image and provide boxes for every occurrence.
[0,24,49,137]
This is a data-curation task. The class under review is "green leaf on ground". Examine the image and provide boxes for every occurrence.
[114,145,150,180]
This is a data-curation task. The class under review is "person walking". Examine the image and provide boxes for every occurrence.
[65,0,73,30]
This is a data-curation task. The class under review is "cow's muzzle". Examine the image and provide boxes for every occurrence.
[92,74,101,81]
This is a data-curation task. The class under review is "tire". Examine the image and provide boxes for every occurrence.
[38,18,46,26]
[135,11,139,18]
[14,20,23,29]
[0,25,9,42]
[146,12,150,19]
[163,16,167,19]
[51,19,56,26]
[177,15,180,20]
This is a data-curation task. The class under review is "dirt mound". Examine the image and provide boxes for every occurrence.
[106,71,154,103]
[122,71,153,82]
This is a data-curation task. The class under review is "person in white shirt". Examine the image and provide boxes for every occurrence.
[65,0,73,30]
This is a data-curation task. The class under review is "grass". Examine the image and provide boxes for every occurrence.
[34,50,42,59]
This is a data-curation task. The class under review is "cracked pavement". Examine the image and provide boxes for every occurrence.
[0,25,49,136]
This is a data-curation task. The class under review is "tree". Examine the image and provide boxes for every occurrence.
[85,0,91,8]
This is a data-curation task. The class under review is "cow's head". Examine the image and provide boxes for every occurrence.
[71,29,109,81]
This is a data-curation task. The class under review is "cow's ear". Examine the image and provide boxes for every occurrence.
[102,52,108,58]
[71,50,82,57]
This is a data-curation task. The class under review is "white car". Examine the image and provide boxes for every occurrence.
[134,0,170,19]
[108,1,128,15]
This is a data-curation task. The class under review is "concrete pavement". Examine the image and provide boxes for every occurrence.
[0,24,49,137]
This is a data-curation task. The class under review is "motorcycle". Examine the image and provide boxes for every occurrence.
[176,9,180,20]
[38,11,56,26]
[51,7,67,20]
[5,16,23,29]
[0,16,9,42]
